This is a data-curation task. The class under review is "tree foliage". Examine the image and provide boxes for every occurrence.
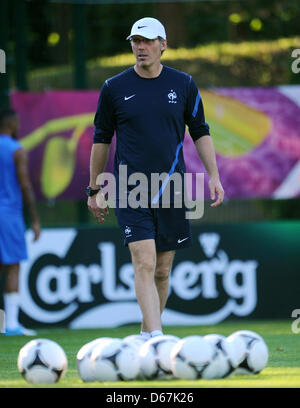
[21,0,300,69]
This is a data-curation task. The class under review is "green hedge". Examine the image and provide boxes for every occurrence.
[26,36,300,90]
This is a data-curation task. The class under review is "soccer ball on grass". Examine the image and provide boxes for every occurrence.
[227,330,269,374]
[138,335,180,379]
[170,335,218,380]
[91,339,140,381]
[77,337,114,382]
[18,338,68,384]
[203,334,238,378]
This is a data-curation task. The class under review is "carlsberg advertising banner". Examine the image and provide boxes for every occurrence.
[19,222,300,328]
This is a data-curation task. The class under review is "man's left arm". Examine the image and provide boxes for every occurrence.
[194,135,224,208]
[185,76,224,207]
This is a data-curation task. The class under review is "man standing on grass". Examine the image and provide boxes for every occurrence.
[0,108,40,336]
[87,17,224,339]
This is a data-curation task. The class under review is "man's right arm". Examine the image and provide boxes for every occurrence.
[14,147,40,241]
[89,143,110,189]
[88,143,111,223]
[92,81,115,183]
[88,81,115,223]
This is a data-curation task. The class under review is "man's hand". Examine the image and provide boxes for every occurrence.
[32,220,41,241]
[208,177,225,208]
[87,192,109,224]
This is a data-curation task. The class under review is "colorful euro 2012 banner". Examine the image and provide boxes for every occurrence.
[11,85,300,201]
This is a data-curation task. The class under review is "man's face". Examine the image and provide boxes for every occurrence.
[130,36,166,69]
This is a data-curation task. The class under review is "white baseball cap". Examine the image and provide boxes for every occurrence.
[126,17,166,41]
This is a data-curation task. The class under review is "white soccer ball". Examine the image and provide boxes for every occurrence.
[139,335,180,380]
[91,339,140,381]
[123,335,148,352]
[203,334,238,378]
[18,338,68,384]
[123,335,149,380]
[170,335,217,380]
[77,337,114,382]
[227,330,269,374]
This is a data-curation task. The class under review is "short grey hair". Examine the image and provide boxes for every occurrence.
[158,36,167,55]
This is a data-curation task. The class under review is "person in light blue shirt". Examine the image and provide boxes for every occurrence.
[0,108,40,336]
[87,18,224,339]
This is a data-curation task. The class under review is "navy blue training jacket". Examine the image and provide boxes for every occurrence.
[93,65,210,198]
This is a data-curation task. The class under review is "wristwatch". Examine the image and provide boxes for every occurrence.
[86,186,100,197]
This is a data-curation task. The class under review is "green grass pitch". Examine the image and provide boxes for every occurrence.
[0,320,299,388]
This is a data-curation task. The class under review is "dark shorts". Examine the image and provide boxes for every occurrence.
[115,205,192,252]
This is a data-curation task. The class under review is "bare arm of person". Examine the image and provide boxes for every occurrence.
[14,147,41,240]
[87,143,111,223]
[194,135,224,207]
